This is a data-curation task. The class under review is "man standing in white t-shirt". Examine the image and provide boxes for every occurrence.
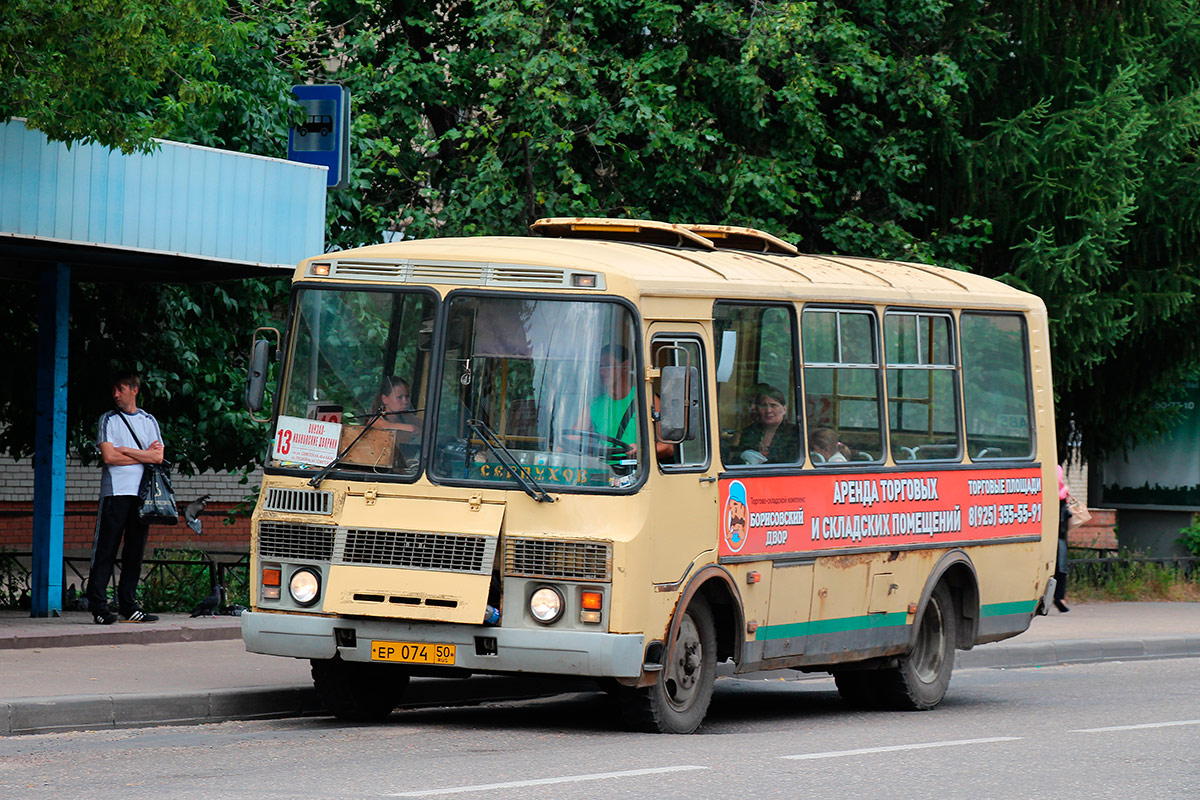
[87,373,165,624]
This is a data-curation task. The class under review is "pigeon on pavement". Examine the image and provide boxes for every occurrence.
[189,584,222,617]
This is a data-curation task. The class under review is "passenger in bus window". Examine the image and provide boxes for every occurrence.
[375,376,421,439]
[809,427,848,464]
[735,385,799,464]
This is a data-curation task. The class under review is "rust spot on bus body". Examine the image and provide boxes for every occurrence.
[826,552,877,569]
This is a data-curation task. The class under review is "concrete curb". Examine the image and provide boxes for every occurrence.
[1,686,320,736]
[0,623,242,651]
[955,635,1200,669]
[4,639,1198,736]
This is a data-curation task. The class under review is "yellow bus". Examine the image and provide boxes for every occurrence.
[242,217,1057,733]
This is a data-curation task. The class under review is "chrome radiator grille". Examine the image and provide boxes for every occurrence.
[261,487,333,515]
[504,538,612,582]
[341,528,497,574]
[258,521,337,561]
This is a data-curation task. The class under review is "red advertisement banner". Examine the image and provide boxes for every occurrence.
[719,467,1045,558]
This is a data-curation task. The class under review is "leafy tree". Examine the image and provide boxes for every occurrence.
[0,278,289,475]
[2,1,310,472]
[941,0,1200,459]
[10,0,1200,470]
[1,0,230,153]
[315,0,989,268]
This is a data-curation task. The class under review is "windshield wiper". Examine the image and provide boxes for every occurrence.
[307,410,386,487]
[466,418,554,503]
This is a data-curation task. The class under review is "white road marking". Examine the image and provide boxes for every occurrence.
[390,765,708,796]
[780,736,1021,761]
[1071,719,1200,733]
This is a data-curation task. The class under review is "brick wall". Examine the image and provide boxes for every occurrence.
[1068,508,1118,550]
[0,456,256,556]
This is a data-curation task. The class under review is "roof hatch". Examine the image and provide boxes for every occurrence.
[681,224,799,256]
[530,217,715,250]
[530,217,799,256]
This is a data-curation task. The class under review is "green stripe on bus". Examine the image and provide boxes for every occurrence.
[980,600,1038,617]
[755,611,909,641]
[754,600,1037,642]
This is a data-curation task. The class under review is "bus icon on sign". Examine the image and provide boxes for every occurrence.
[298,114,333,137]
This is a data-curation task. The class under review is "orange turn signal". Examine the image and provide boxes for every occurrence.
[263,567,282,587]
[581,590,603,610]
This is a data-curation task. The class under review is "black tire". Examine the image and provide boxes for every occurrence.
[311,657,410,722]
[833,669,884,709]
[618,596,716,734]
[880,583,956,710]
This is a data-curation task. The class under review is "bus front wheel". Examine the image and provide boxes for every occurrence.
[881,582,956,710]
[311,657,410,722]
[618,595,716,734]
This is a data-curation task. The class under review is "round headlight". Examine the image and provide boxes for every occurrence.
[289,568,321,606]
[529,586,564,624]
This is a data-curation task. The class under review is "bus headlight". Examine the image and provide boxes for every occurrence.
[289,568,321,606]
[529,586,564,624]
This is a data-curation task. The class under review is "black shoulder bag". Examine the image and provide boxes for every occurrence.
[114,412,179,526]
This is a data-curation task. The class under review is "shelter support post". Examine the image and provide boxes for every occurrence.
[32,263,70,617]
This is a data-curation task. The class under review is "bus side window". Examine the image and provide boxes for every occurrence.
[885,311,961,461]
[651,337,708,470]
[802,307,884,464]
[713,303,801,467]
[961,313,1034,459]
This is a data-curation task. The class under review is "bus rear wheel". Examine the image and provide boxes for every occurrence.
[880,583,956,710]
[618,596,716,734]
[833,669,883,708]
[311,657,410,722]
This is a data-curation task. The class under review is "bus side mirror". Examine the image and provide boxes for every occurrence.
[659,365,699,442]
[244,327,280,423]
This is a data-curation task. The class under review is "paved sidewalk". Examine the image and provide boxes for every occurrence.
[2,602,1197,736]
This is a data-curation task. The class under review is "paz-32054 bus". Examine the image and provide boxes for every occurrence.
[242,218,1057,733]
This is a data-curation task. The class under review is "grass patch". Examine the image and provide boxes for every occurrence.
[1068,549,1200,602]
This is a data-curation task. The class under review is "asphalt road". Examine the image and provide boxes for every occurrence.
[3,658,1197,799]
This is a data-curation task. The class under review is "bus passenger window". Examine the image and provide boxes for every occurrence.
[961,313,1034,459]
[885,312,960,461]
[713,303,801,467]
[802,308,884,464]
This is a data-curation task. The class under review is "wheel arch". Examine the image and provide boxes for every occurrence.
[910,549,980,652]
[674,564,745,668]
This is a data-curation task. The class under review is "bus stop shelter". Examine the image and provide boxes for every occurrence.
[0,119,327,615]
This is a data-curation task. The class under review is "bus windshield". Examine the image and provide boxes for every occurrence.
[275,286,436,475]
[430,295,643,491]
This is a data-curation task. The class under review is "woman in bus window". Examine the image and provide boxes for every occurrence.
[736,385,799,464]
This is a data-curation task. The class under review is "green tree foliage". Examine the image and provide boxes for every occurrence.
[1,0,230,153]
[315,0,990,268]
[3,1,311,473]
[944,0,1200,459]
[9,0,1200,468]
[0,278,289,474]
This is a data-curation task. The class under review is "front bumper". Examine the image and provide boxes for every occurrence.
[241,610,646,679]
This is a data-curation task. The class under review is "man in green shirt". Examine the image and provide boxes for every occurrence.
[590,343,639,455]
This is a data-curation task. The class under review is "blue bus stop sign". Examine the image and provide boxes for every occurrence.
[288,85,351,189]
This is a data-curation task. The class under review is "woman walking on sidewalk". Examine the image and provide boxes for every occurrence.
[1055,464,1071,613]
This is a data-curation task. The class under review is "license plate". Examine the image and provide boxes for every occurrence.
[370,640,455,665]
